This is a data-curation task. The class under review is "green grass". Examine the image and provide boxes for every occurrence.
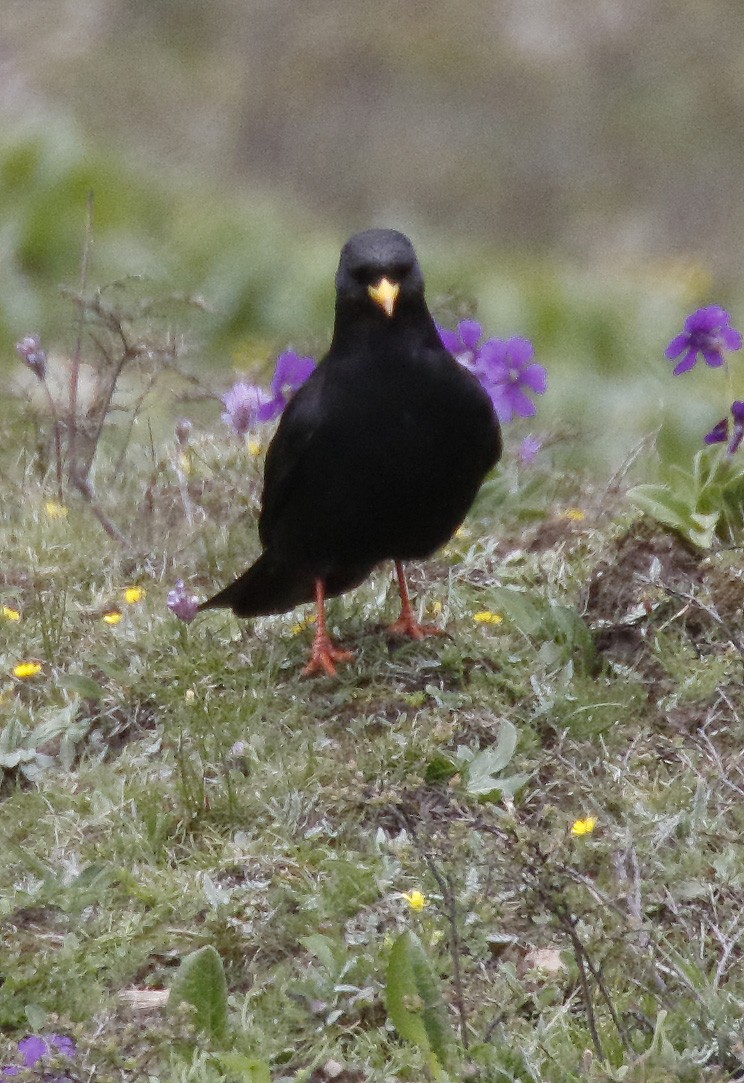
[1,390,744,1082]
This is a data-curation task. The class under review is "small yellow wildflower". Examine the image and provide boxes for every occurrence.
[570,816,597,837]
[562,508,585,522]
[290,614,316,635]
[102,610,123,625]
[44,501,68,519]
[429,600,443,616]
[1,606,21,622]
[247,438,262,457]
[123,586,146,605]
[473,610,503,625]
[12,661,42,679]
[400,890,427,912]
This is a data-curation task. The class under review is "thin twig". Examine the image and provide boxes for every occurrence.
[560,916,605,1060]
[70,473,130,548]
[394,808,470,1050]
[68,191,95,483]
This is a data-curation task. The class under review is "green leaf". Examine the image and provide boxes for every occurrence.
[213,1052,271,1082]
[487,587,543,636]
[385,930,455,1073]
[628,484,719,549]
[470,719,516,777]
[424,753,459,784]
[169,945,228,1042]
[300,933,343,975]
[464,722,516,797]
[57,674,106,700]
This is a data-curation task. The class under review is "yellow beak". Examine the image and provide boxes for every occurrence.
[367,277,400,317]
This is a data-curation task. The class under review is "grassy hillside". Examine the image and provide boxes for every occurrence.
[1,307,744,1079]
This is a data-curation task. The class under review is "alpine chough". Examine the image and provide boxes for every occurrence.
[201,228,502,676]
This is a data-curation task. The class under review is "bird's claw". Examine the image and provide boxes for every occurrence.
[386,614,444,640]
[302,635,354,678]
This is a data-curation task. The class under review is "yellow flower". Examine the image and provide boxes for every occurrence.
[247,438,262,457]
[102,610,123,625]
[1,606,21,622]
[429,600,443,616]
[473,610,503,625]
[570,816,597,837]
[562,508,585,522]
[400,890,427,912]
[12,661,42,679]
[123,586,145,605]
[44,501,68,519]
[290,614,316,635]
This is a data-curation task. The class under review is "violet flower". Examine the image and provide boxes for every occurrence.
[15,335,47,381]
[475,337,547,423]
[518,434,542,463]
[257,351,316,422]
[665,306,742,375]
[167,580,199,623]
[438,319,485,370]
[221,381,270,436]
[2,1034,75,1077]
[439,321,546,423]
[704,401,744,455]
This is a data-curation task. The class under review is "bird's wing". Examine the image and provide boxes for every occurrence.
[258,366,328,547]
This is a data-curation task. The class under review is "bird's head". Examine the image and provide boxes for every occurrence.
[335,229,425,320]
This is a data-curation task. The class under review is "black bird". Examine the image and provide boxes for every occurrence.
[201,228,502,676]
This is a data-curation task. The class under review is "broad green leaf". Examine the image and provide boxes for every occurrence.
[300,933,343,975]
[487,587,543,636]
[385,930,454,1073]
[57,674,106,700]
[474,719,517,777]
[628,485,719,549]
[424,753,459,784]
[169,944,228,1042]
[214,1052,271,1082]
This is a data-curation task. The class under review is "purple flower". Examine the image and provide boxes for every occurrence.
[2,1034,76,1077]
[221,381,270,436]
[257,351,316,422]
[19,1035,75,1067]
[438,319,484,370]
[704,419,729,446]
[705,401,744,455]
[15,334,47,380]
[439,322,546,423]
[167,580,199,623]
[518,435,542,464]
[474,337,547,423]
[665,306,742,375]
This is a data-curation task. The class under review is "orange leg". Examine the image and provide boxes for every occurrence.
[302,580,355,677]
[387,561,443,640]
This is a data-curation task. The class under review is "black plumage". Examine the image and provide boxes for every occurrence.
[201,228,502,675]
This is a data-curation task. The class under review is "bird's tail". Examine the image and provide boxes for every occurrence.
[198,551,316,618]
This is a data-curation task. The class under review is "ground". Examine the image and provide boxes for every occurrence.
[1,408,744,1082]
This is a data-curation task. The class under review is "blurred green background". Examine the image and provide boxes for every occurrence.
[3,0,744,471]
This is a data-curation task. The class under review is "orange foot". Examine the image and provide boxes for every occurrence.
[386,613,445,640]
[301,635,355,678]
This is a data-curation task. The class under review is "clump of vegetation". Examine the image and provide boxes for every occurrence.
[2,241,744,1080]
